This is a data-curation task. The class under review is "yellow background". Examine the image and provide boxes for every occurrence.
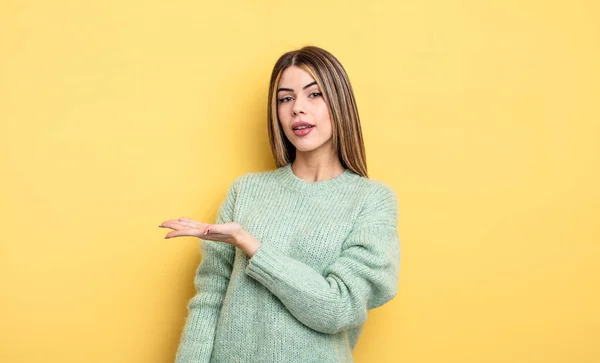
[1,0,599,362]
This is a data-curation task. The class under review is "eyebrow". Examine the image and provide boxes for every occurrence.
[277,81,318,93]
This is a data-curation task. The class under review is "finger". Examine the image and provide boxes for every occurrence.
[161,221,191,230]
[204,223,229,235]
[160,219,181,227]
[159,220,176,229]
[177,220,201,229]
[165,228,202,239]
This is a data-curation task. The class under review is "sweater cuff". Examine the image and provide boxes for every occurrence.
[245,244,281,285]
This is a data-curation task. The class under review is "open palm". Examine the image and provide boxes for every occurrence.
[159,217,243,245]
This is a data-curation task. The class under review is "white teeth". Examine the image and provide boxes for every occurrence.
[294,125,312,130]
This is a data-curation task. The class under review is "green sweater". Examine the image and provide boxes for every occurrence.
[175,163,400,363]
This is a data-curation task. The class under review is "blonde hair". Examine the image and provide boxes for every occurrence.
[267,46,368,178]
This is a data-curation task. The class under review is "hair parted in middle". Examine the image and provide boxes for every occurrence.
[266,45,368,178]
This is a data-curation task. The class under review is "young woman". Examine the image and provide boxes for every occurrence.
[160,46,400,363]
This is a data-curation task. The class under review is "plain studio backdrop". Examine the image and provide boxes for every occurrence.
[1,1,598,362]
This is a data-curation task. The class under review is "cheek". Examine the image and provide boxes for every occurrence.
[316,101,331,124]
[277,105,287,123]
[277,103,289,120]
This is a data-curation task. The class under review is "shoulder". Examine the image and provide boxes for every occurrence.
[353,176,398,205]
[353,177,399,226]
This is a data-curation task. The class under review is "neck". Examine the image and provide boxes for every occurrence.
[291,150,345,183]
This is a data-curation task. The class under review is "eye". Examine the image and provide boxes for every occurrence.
[309,92,322,98]
[278,96,293,103]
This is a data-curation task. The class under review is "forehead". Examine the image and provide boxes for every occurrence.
[278,66,317,88]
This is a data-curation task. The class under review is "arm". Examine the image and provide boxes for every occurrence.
[174,179,238,362]
[243,184,401,335]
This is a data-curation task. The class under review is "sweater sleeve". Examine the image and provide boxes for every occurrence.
[175,179,238,362]
[244,183,401,335]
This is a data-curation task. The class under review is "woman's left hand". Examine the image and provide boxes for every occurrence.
[159,217,243,246]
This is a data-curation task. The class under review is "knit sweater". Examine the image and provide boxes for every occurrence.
[174,163,400,363]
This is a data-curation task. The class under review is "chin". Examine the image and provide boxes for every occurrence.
[294,147,318,153]
[292,142,328,153]
[285,131,332,153]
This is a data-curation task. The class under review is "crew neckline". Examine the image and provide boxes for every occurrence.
[278,163,358,193]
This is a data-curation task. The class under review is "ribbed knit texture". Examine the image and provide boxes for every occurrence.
[174,163,400,363]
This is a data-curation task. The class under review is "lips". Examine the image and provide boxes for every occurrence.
[291,121,315,130]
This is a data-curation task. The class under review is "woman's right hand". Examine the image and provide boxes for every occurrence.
[159,217,244,246]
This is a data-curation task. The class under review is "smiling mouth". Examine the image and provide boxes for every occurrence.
[292,125,315,130]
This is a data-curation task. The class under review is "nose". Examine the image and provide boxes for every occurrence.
[292,97,306,116]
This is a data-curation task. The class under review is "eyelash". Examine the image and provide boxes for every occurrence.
[278,92,322,103]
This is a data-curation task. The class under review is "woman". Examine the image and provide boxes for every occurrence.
[160,46,400,363]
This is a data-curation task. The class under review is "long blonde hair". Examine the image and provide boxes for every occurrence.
[267,46,368,178]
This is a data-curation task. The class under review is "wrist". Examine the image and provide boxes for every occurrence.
[235,229,261,257]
